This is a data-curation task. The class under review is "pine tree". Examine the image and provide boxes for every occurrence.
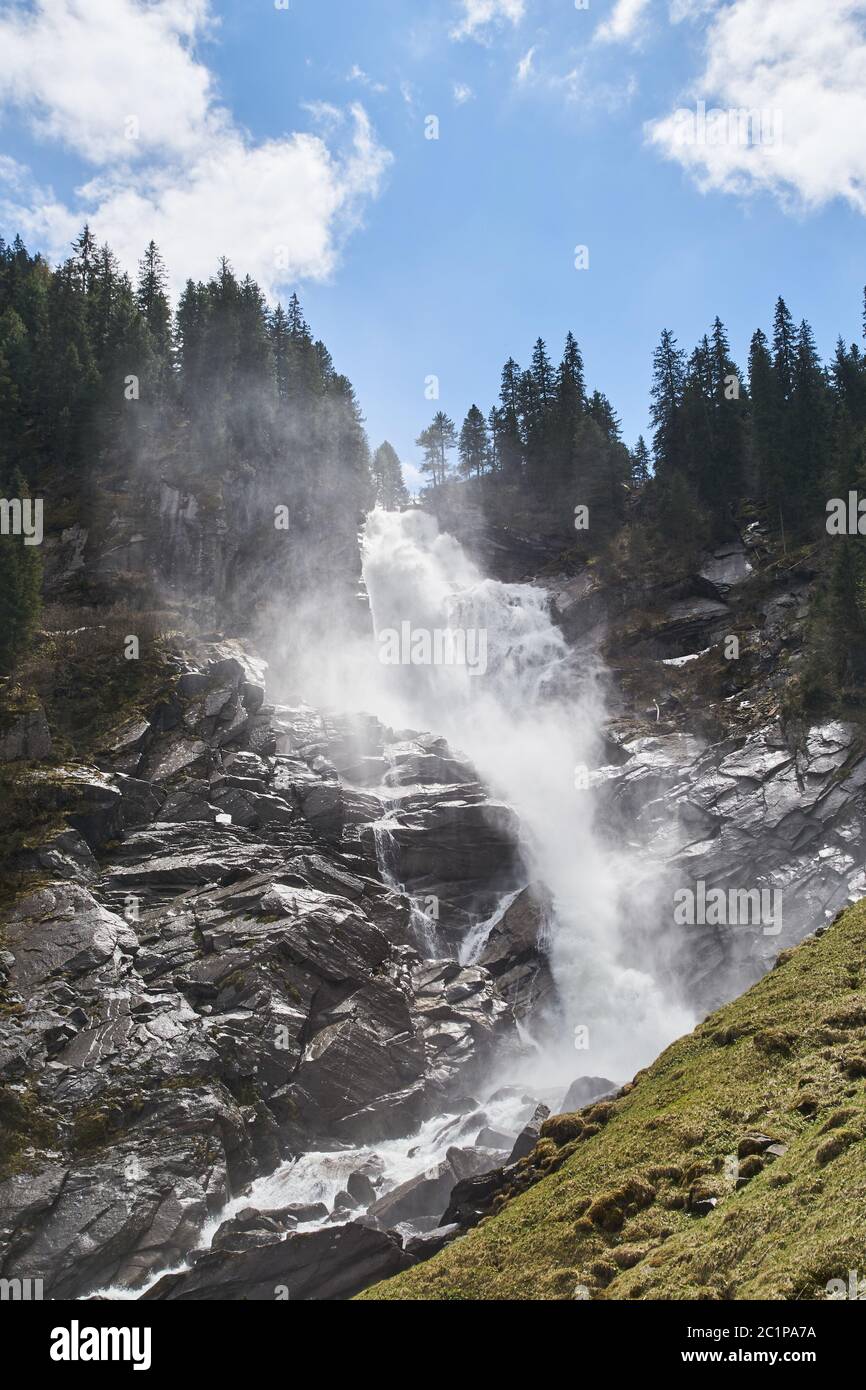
[416,411,457,488]
[136,241,172,359]
[458,405,489,479]
[372,441,410,509]
[631,435,651,487]
[650,329,687,476]
[554,332,586,485]
[749,327,778,508]
[497,358,524,481]
[71,225,98,295]
[270,304,290,401]
[772,296,797,400]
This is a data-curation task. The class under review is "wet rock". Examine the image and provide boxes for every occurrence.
[404,1224,461,1260]
[366,1146,495,1228]
[441,1164,513,1229]
[369,791,524,938]
[142,1222,414,1301]
[476,883,555,1019]
[507,1103,551,1163]
[476,1126,515,1149]
[274,1203,329,1225]
[212,1209,296,1253]
[3,883,136,991]
[346,1170,378,1206]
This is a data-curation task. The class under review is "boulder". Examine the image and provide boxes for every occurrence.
[142,1222,414,1301]
[0,705,52,762]
[559,1076,618,1112]
[507,1103,551,1163]
[476,883,555,1018]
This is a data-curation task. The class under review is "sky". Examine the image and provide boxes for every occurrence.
[1,0,866,489]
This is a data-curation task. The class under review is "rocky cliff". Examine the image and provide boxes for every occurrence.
[2,507,865,1302]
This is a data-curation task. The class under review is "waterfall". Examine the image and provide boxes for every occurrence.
[371,807,441,955]
[352,507,693,1085]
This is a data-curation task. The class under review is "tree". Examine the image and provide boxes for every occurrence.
[553,331,586,484]
[71,225,98,295]
[372,441,410,509]
[631,435,651,487]
[136,241,172,359]
[749,327,778,507]
[458,405,489,479]
[416,411,457,487]
[788,318,831,529]
[497,358,524,481]
[570,415,629,537]
[650,329,687,476]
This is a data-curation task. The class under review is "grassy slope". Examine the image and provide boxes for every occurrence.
[360,902,866,1301]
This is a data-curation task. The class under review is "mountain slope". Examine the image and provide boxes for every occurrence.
[360,899,866,1301]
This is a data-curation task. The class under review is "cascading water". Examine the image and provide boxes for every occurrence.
[96,506,695,1294]
[350,506,693,1085]
[371,807,441,955]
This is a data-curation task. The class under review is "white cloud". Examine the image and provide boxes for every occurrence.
[347,64,388,95]
[451,0,526,42]
[594,0,651,45]
[0,0,218,163]
[516,46,536,84]
[0,0,391,296]
[453,82,475,105]
[513,49,637,111]
[647,0,866,217]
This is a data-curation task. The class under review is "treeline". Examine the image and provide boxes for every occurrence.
[414,332,632,532]
[408,294,866,702]
[0,227,377,672]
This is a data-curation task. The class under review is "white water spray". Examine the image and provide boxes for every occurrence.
[307,507,692,1084]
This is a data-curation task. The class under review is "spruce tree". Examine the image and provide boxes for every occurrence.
[458,405,489,478]
[631,435,651,487]
[136,241,172,360]
[650,329,687,477]
[372,441,410,509]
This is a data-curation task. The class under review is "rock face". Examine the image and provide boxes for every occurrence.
[143,1222,415,1302]
[0,704,52,762]
[370,791,524,943]
[475,884,554,1019]
[543,530,866,1015]
[593,718,866,1009]
[0,639,526,1299]
[559,1076,617,1111]
[365,1146,501,1229]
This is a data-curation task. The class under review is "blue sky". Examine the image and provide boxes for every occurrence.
[1,0,866,488]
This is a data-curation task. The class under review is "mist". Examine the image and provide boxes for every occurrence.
[277,505,694,1089]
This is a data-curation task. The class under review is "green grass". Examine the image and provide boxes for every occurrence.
[359,901,866,1301]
